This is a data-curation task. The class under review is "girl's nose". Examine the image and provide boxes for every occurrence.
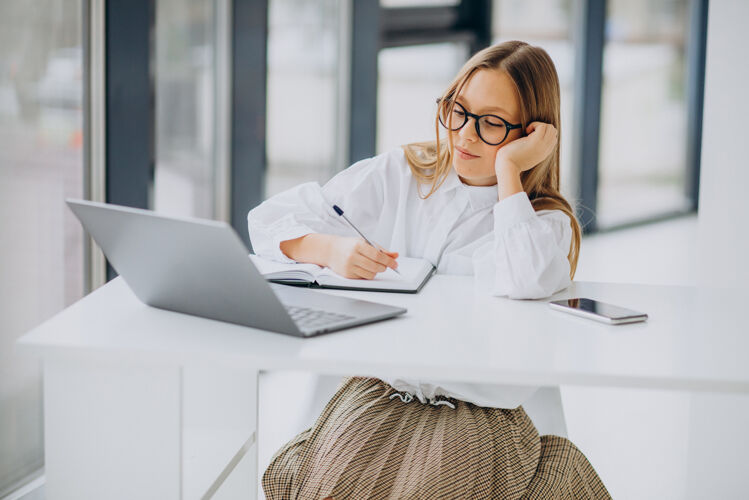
[458,118,479,142]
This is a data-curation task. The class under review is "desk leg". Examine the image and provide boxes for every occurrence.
[43,356,182,500]
[182,362,258,500]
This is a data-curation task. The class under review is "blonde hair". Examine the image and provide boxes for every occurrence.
[403,40,581,278]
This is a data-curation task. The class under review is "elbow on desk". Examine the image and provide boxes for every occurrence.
[484,266,571,300]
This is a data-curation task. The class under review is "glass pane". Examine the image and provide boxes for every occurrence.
[380,0,459,6]
[154,0,218,218]
[266,0,340,197]
[597,0,690,227]
[0,0,84,493]
[492,0,577,201]
[377,43,469,154]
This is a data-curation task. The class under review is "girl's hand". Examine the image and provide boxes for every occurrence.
[325,235,399,280]
[494,121,558,176]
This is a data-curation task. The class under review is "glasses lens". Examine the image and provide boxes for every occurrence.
[478,115,507,145]
[439,101,466,131]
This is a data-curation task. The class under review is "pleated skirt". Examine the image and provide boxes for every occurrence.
[263,377,610,499]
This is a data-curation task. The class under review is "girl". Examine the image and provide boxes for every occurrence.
[249,41,609,499]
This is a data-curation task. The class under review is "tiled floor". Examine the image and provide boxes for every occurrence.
[258,214,701,499]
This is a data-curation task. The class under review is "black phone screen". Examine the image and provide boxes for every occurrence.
[555,298,644,319]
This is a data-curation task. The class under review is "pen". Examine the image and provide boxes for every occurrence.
[332,204,401,275]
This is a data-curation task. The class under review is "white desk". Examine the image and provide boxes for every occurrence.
[17,276,749,499]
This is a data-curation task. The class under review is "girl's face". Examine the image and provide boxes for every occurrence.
[448,68,523,186]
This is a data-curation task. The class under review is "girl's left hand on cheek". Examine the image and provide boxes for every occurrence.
[494,121,558,175]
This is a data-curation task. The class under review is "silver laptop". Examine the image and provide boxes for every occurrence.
[66,199,406,337]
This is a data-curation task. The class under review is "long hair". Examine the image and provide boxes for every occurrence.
[403,40,581,278]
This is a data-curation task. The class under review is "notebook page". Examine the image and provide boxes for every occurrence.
[249,255,323,282]
[315,256,434,291]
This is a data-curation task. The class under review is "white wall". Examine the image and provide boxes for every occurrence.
[689,2,749,497]
[697,0,749,289]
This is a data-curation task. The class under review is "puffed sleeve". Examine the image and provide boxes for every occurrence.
[247,154,388,263]
[473,191,573,299]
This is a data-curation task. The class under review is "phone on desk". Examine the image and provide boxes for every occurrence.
[548,298,648,325]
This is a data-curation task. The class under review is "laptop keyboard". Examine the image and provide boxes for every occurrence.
[285,305,356,330]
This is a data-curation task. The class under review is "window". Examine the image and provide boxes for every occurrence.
[377,43,469,153]
[0,0,84,494]
[154,0,223,219]
[265,0,341,197]
[381,0,460,6]
[492,0,578,201]
[597,0,691,227]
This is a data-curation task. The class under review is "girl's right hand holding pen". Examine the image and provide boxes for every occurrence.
[327,235,399,279]
[279,233,399,280]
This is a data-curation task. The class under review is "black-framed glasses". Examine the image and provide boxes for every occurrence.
[437,99,522,146]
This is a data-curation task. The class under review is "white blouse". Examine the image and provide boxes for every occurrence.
[247,147,573,409]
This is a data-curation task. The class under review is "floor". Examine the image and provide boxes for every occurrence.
[257,214,702,500]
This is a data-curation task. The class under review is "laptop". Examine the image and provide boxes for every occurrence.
[66,199,407,337]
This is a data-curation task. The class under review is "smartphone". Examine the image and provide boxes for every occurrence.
[548,298,648,325]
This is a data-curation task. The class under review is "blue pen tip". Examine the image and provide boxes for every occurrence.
[333,205,343,216]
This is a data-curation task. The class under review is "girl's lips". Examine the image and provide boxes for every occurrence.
[455,146,479,159]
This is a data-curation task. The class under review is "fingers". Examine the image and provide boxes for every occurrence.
[333,237,399,279]
[377,251,399,270]
[356,241,399,270]
[526,121,557,138]
[345,245,399,280]
[352,264,377,280]
[496,121,557,174]
[382,250,399,267]
[542,124,558,149]
[355,253,388,274]
[524,122,558,157]
[543,123,558,142]
[339,257,380,280]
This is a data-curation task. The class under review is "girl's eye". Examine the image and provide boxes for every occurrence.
[452,109,465,117]
[485,120,505,128]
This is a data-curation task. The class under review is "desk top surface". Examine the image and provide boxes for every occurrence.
[16,276,749,393]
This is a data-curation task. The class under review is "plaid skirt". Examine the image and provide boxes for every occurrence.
[263,377,610,499]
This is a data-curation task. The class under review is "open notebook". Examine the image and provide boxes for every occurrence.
[249,254,436,293]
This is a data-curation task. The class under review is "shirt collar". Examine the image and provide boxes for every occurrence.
[438,167,463,193]
[441,168,498,211]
